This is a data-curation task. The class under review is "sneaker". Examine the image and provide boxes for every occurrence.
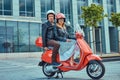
[52,62,62,67]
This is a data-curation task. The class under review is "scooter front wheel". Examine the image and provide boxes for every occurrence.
[42,63,56,78]
[86,60,105,79]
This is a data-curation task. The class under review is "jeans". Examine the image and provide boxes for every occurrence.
[47,40,60,62]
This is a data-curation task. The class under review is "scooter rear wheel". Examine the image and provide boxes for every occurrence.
[42,63,56,77]
[86,60,105,79]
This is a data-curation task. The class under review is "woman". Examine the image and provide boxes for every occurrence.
[54,13,76,66]
[55,13,76,41]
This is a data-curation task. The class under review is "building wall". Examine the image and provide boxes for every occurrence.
[0,0,120,53]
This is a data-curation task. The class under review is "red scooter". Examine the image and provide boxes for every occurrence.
[35,31,105,79]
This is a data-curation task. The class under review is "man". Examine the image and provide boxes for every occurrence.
[42,10,61,67]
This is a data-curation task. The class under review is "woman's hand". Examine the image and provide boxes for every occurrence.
[44,47,49,50]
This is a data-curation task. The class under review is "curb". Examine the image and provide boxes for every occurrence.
[100,53,120,62]
[101,56,120,62]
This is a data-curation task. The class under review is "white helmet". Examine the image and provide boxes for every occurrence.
[46,10,55,19]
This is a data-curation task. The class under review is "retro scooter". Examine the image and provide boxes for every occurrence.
[35,26,105,79]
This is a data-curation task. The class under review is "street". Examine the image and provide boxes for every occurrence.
[0,58,120,80]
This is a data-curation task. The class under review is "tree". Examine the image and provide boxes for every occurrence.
[109,12,120,53]
[109,12,120,27]
[81,4,107,27]
[81,4,107,54]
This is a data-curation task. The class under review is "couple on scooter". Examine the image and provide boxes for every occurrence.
[42,10,76,67]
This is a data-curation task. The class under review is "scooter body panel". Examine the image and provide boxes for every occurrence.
[41,50,52,63]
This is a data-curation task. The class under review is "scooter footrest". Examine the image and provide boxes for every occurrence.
[38,61,44,66]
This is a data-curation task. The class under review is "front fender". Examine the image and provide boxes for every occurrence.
[84,54,102,66]
[87,54,102,61]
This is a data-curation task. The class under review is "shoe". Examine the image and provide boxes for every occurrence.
[52,62,62,67]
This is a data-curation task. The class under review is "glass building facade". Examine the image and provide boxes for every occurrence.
[0,20,41,53]
[0,0,120,53]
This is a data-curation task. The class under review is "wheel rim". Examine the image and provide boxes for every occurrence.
[43,63,52,75]
[88,63,103,77]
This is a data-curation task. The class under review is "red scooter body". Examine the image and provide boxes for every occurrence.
[36,32,105,79]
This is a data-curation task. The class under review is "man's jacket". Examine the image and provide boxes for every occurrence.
[42,21,55,47]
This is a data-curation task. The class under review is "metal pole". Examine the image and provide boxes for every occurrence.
[93,27,96,54]
[99,28,103,56]
[117,27,120,53]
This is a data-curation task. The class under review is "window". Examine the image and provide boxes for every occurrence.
[19,0,35,17]
[107,0,115,17]
[40,0,54,22]
[18,22,29,52]
[107,0,115,26]
[30,23,41,51]
[107,0,114,4]
[93,0,101,4]
[0,0,13,16]
[77,0,87,16]
[119,0,120,6]
[77,0,87,24]
[60,0,72,23]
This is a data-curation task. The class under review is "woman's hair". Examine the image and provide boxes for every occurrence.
[56,22,66,29]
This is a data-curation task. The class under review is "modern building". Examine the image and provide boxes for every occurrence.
[0,0,120,54]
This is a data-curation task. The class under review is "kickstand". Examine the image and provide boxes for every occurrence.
[55,71,63,79]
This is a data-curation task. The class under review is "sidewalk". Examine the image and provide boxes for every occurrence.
[0,52,41,59]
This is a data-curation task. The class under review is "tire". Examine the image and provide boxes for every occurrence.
[86,60,105,79]
[42,63,56,77]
